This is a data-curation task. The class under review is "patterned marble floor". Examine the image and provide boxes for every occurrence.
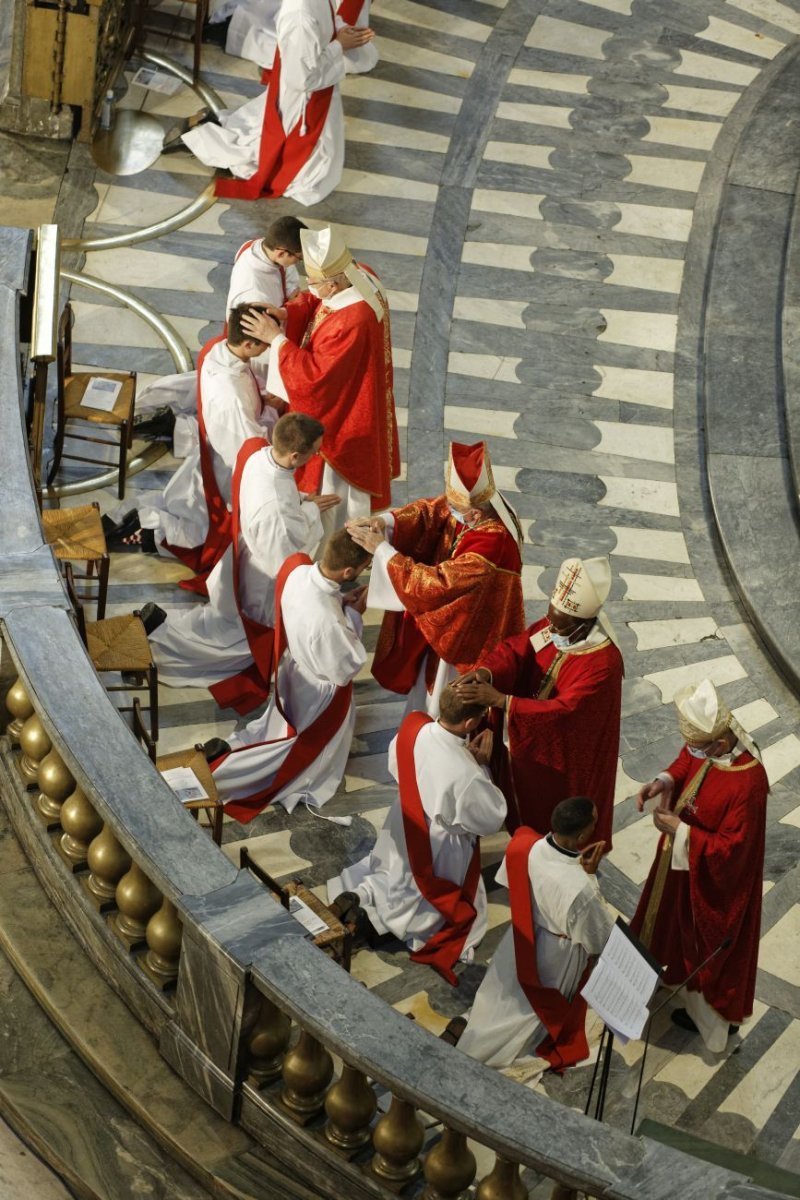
[32,0,800,1181]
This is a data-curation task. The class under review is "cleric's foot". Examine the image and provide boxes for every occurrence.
[201,16,230,45]
[138,602,168,635]
[203,737,231,763]
[671,1008,739,1037]
[107,526,157,554]
[439,1017,467,1047]
[133,406,176,442]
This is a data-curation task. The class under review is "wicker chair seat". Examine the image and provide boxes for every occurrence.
[64,372,136,424]
[85,614,153,672]
[42,504,107,561]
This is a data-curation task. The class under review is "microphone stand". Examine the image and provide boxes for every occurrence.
[629,936,731,1134]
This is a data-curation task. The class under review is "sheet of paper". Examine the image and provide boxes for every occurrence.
[643,793,662,815]
[160,766,209,804]
[131,66,183,94]
[289,895,329,937]
[82,376,122,412]
[581,921,660,1042]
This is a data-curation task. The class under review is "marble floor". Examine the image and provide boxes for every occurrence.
[4,0,800,1190]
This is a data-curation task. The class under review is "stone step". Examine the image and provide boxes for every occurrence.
[0,805,320,1200]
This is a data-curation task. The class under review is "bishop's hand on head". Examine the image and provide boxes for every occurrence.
[240,308,280,344]
[454,678,505,709]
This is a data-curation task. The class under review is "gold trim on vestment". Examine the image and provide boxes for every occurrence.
[638,759,712,948]
[559,637,611,658]
[710,757,761,772]
[537,651,566,701]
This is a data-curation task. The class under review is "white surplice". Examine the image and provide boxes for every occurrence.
[226,0,378,75]
[139,340,274,555]
[458,836,614,1068]
[149,447,323,689]
[183,0,346,208]
[332,722,506,955]
[227,240,301,311]
[366,512,456,717]
[268,284,376,537]
[212,562,365,811]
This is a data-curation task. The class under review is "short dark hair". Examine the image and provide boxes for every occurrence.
[272,412,324,455]
[552,795,595,839]
[439,685,487,726]
[322,529,371,573]
[263,216,307,255]
[228,304,267,347]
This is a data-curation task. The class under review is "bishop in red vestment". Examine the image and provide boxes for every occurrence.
[456,556,623,848]
[240,224,399,531]
[349,441,525,718]
[631,679,768,1050]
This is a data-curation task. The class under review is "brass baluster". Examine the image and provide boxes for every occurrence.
[36,746,74,828]
[246,994,292,1085]
[84,823,131,911]
[476,1156,528,1200]
[280,1030,333,1124]
[17,713,51,785]
[371,1096,424,1189]
[112,861,161,950]
[422,1127,476,1200]
[140,898,182,989]
[324,1063,377,1156]
[5,678,33,743]
[59,785,102,871]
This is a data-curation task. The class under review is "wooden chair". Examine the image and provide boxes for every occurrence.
[64,565,158,741]
[41,501,110,620]
[47,304,136,500]
[136,0,209,83]
[132,700,223,846]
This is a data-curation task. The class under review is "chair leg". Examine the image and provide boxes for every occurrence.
[97,555,110,621]
[118,421,128,500]
[194,1,203,81]
[212,803,223,846]
[149,666,159,743]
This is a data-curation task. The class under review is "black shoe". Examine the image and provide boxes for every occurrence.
[137,602,168,635]
[203,737,231,763]
[201,16,231,45]
[440,1017,467,1047]
[132,408,176,442]
[330,891,361,923]
[102,508,138,538]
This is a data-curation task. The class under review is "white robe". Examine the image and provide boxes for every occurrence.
[268,285,373,537]
[226,0,378,76]
[332,722,506,956]
[183,0,346,208]
[458,837,614,1068]
[149,448,323,688]
[227,240,301,312]
[366,512,455,718]
[212,562,366,812]
[139,340,273,555]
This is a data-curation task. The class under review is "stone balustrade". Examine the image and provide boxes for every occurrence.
[0,224,790,1200]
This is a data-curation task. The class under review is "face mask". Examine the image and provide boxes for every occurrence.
[687,744,708,760]
[309,283,324,298]
[550,631,573,651]
[448,505,473,526]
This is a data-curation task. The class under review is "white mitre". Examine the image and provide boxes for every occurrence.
[674,678,761,761]
[550,557,611,618]
[300,225,384,321]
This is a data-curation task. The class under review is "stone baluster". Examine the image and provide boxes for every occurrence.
[422,1127,476,1200]
[245,994,292,1085]
[36,746,75,828]
[58,785,103,871]
[84,823,131,911]
[280,1029,334,1124]
[371,1096,424,1189]
[140,898,183,989]
[5,678,33,743]
[324,1063,377,1157]
[17,713,51,785]
[476,1156,528,1200]
[111,861,162,950]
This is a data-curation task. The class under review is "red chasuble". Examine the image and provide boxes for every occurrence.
[215,553,353,823]
[208,438,275,716]
[483,616,623,848]
[215,2,337,202]
[372,495,525,694]
[396,712,481,986]
[506,827,590,1070]
[277,280,400,510]
[630,746,768,1025]
[162,335,233,594]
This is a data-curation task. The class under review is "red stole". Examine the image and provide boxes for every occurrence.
[161,335,234,593]
[337,0,364,22]
[216,554,353,823]
[215,3,337,202]
[396,712,481,986]
[506,827,590,1071]
[208,438,275,715]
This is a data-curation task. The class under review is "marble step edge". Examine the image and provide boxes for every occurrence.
[0,805,276,1200]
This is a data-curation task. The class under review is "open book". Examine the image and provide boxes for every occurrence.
[581,918,662,1043]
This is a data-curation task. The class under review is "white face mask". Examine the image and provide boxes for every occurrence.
[550,630,574,651]
[309,283,324,298]
[448,504,474,527]
[687,744,708,760]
